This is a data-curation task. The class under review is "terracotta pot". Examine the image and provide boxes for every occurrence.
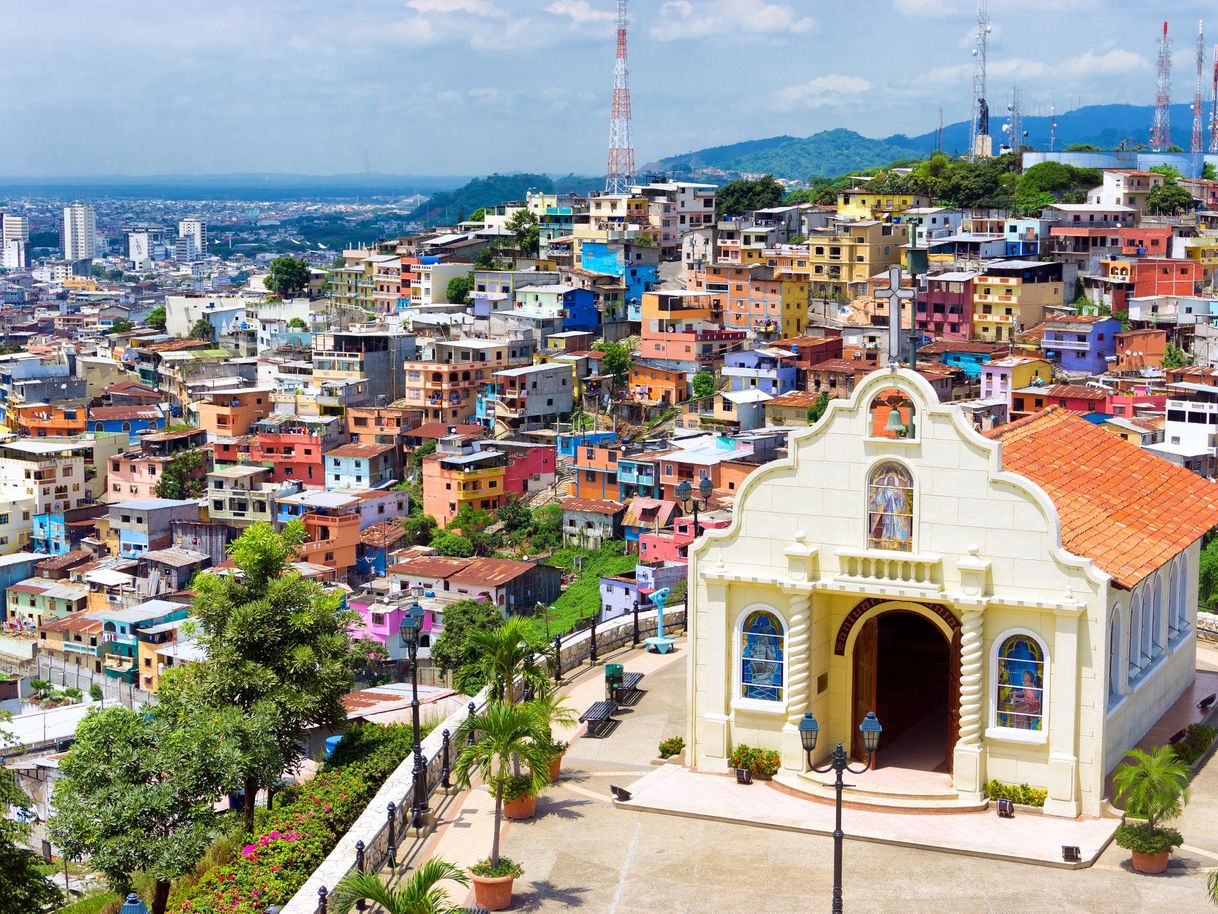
[1131,850,1170,874]
[472,873,515,911]
[503,793,536,820]
[548,752,564,783]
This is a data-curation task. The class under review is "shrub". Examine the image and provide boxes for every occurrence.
[1114,822,1184,856]
[471,856,523,879]
[658,736,685,759]
[492,774,538,803]
[728,744,781,779]
[1171,723,1217,765]
[985,780,1047,807]
[170,722,425,914]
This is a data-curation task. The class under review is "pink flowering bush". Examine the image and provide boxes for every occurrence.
[172,722,426,914]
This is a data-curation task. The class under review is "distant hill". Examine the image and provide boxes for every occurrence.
[0,173,469,202]
[405,172,604,225]
[647,103,1204,183]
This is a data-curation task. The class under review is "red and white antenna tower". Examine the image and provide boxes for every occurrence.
[1193,20,1205,154]
[605,0,635,194]
[1210,44,1218,154]
[1151,20,1172,151]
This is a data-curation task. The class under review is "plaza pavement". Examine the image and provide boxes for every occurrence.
[412,638,1218,912]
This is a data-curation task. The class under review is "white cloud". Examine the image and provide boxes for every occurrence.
[545,0,615,24]
[896,0,1098,16]
[771,74,872,110]
[917,47,1148,89]
[406,0,504,16]
[1061,48,1149,77]
[651,0,814,43]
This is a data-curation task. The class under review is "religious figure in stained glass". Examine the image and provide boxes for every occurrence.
[867,462,914,552]
[996,634,1044,731]
[741,610,784,701]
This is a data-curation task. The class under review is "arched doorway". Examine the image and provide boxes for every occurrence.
[851,610,956,771]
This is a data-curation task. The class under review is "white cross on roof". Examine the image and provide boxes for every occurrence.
[875,266,915,368]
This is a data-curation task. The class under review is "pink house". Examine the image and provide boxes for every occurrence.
[639,515,730,563]
[502,444,557,497]
[348,596,442,661]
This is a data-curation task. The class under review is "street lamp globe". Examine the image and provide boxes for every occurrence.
[675,479,692,503]
[697,476,713,501]
[400,610,420,649]
[797,711,819,754]
[859,711,883,753]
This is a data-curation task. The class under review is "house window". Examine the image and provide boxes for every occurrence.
[867,462,913,552]
[1147,573,1163,660]
[993,632,1046,735]
[1128,594,1144,682]
[739,609,784,702]
[371,612,385,624]
[1108,606,1123,706]
[1169,556,1188,640]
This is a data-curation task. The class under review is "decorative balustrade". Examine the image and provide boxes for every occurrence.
[835,549,943,591]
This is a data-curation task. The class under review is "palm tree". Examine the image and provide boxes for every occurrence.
[453,701,551,868]
[456,617,547,704]
[528,682,578,754]
[330,858,469,914]
[1112,746,1191,829]
[1209,868,1218,907]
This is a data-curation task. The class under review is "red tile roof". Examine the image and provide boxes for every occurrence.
[88,406,164,421]
[448,557,540,587]
[1022,384,1109,401]
[561,498,624,516]
[408,423,484,441]
[325,443,396,459]
[986,407,1218,588]
[387,556,474,579]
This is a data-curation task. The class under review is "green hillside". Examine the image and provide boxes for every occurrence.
[407,172,603,225]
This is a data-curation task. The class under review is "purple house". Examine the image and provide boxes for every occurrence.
[348,595,443,662]
[1040,315,1121,375]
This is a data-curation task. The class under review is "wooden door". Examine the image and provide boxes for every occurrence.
[947,628,961,774]
[852,617,878,766]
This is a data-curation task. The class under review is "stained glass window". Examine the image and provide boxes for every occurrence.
[996,634,1045,731]
[741,610,784,701]
[867,462,914,552]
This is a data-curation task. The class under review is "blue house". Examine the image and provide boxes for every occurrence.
[916,341,1004,379]
[96,599,190,682]
[1004,218,1049,257]
[324,443,397,490]
[557,431,617,461]
[0,552,43,617]
[721,349,798,396]
[89,406,166,443]
[1041,315,1122,375]
[513,285,600,333]
[581,242,659,322]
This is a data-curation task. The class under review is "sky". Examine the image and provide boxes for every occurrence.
[0,0,1214,177]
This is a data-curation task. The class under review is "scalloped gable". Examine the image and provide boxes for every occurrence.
[985,407,1218,588]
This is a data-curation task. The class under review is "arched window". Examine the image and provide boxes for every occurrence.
[1108,608,1123,705]
[740,610,785,702]
[1148,574,1163,660]
[94,422,103,432]
[995,633,1046,733]
[1128,595,1143,683]
[867,462,913,552]
[1168,560,1180,640]
[1172,557,1190,638]
[868,388,916,440]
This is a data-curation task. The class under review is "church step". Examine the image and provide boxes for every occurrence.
[773,771,988,812]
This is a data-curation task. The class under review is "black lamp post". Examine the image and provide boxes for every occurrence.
[400,600,428,829]
[675,476,713,537]
[797,710,883,914]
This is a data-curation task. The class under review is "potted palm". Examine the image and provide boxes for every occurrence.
[527,684,578,782]
[1112,746,1190,874]
[454,700,552,911]
[330,857,469,913]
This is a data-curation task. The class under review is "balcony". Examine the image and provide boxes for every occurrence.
[835,549,943,591]
[1041,338,1090,351]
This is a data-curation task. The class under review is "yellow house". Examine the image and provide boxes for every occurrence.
[1178,237,1218,283]
[764,390,823,427]
[780,222,908,301]
[836,189,932,220]
[972,266,1065,343]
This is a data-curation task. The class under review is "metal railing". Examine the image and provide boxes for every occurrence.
[285,603,686,914]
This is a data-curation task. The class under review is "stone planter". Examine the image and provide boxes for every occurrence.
[1131,850,1170,874]
[651,749,685,767]
[472,874,515,911]
[503,793,537,820]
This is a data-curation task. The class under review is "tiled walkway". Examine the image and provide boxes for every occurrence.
[622,764,1116,867]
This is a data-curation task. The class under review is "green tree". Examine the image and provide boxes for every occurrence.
[0,712,64,914]
[331,857,469,914]
[1146,183,1195,215]
[806,392,829,424]
[1149,164,1184,182]
[154,450,206,500]
[188,318,216,342]
[265,255,311,298]
[48,705,243,914]
[453,702,551,870]
[450,504,492,538]
[691,370,716,399]
[430,599,505,681]
[506,209,540,262]
[146,305,167,330]
[469,207,487,222]
[496,498,532,536]
[1065,143,1102,152]
[109,320,134,334]
[446,274,474,304]
[1200,537,1218,608]
[456,617,547,702]
[1163,342,1193,369]
[179,522,359,833]
[716,175,786,217]
[432,531,474,557]
[287,316,308,330]
[402,511,438,546]
[528,503,563,551]
[593,340,632,388]
[1205,162,1218,181]
[474,244,503,270]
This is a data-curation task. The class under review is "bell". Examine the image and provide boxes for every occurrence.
[884,406,906,435]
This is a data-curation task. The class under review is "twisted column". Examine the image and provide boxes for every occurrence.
[957,607,984,746]
[785,590,812,722]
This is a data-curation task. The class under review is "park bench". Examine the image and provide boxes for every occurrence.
[579,699,618,738]
[616,671,646,703]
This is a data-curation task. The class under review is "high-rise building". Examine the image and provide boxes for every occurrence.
[179,218,206,256]
[62,202,97,261]
[0,214,28,270]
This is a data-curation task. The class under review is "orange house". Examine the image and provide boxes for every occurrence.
[628,363,687,405]
[13,403,88,437]
[1114,328,1168,372]
[346,406,422,447]
[296,511,360,576]
[194,388,274,438]
[567,445,620,500]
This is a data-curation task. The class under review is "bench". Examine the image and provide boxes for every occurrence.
[580,699,618,738]
[617,671,646,702]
